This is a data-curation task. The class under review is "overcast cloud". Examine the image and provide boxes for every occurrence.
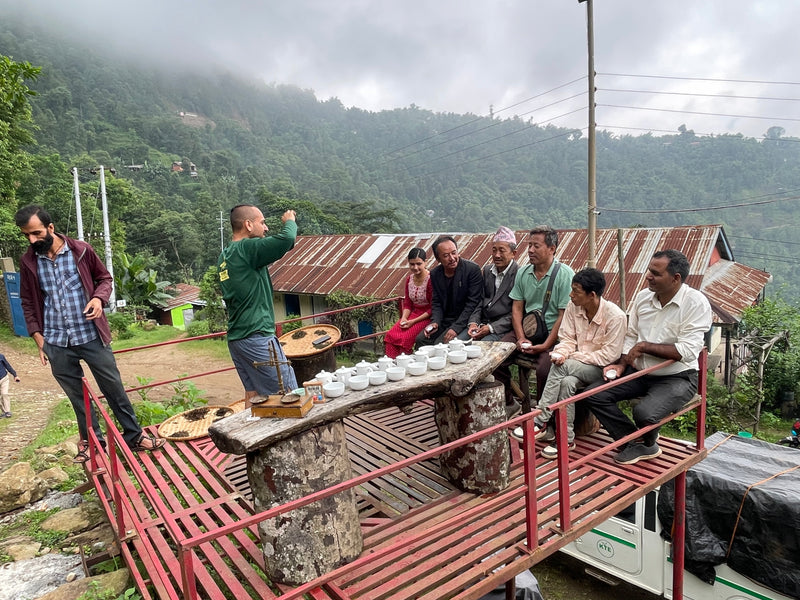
[3,0,799,138]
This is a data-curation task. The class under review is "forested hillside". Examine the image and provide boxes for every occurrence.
[2,20,799,292]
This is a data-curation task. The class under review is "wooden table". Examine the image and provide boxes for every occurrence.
[209,340,515,585]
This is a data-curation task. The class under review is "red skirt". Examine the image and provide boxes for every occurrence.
[383,308,431,358]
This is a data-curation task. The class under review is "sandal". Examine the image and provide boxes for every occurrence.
[73,448,90,464]
[131,433,166,452]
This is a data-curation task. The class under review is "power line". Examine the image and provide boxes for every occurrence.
[377,76,586,161]
[598,103,800,123]
[735,251,796,265]
[728,234,800,247]
[400,104,585,173]
[600,88,800,103]
[595,124,800,141]
[598,73,800,87]
[599,190,800,214]
[381,90,586,168]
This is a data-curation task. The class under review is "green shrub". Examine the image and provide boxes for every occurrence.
[107,312,134,340]
[186,319,210,337]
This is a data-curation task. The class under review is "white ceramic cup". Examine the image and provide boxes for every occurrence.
[368,370,387,385]
[386,366,406,381]
[413,350,428,364]
[448,350,467,364]
[407,361,427,376]
[550,352,563,362]
[396,353,413,368]
[605,369,618,380]
[465,345,482,359]
[323,381,345,398]
[348,375,369,390]
[417,345,436,356]
[427,356,446,370]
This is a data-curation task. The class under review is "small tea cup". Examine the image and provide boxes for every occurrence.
[448,350,467,364]
[368,370,387,385]
[407,361,427,376]
[427,356,446,370]
[348,375,369,391]
[377,356,394,371]
[413,350,428,364]
[323,381,345,398]
[433,343,449,358]
[386,366,406,381]
[465,345,482,359]
[314,370,334,385]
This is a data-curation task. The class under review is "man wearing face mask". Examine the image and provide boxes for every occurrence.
[15,205,164,462]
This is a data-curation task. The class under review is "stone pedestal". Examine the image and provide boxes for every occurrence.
[434,380,511,493]
[247,421,363,585]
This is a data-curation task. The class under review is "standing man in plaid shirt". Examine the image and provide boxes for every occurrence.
[15,205,164,461]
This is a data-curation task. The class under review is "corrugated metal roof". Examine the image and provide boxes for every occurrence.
[164,283,203,309]
[270,225,770,324]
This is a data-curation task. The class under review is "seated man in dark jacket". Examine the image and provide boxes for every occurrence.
[416,235,483,346]
[461,226,519,342]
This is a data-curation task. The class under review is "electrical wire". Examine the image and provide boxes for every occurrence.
[599,190,800,214]
[600,88,800,103]
[598,73,800,87]
[598,104,800,123]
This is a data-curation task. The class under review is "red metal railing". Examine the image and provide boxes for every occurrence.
[79,346,706,599]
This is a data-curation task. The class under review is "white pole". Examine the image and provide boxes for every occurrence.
[220,210,225,251]
[72,167,84,241]
[98,166,116,311]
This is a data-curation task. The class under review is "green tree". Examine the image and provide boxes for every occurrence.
[115,252,174,316]
[198,265,227,333]
[0,54,40,254]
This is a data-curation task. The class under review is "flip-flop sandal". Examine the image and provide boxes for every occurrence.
[131,433,166,452]
[73,449,89,464]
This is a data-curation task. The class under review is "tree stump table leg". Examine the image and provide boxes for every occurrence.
[434,380,511,493]
[246,421,363,585]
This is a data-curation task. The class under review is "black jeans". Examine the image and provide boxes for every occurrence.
[45,337,143,447]
[584,366,697,446]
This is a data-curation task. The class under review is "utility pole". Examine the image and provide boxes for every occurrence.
[219,210,226,251]
[97,166,116,311]
[580,0,597,268]
[72,167,85,241]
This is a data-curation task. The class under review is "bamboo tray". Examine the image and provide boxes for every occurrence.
[278,324,341,358]
[158,406,235,441]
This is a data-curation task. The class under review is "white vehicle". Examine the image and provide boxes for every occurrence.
[561,432,798,600]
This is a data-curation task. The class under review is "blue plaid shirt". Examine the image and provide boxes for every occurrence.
[37,241,98,347]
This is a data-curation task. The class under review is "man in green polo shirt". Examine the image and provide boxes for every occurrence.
[218,205,298,401]
[495,226,574,413]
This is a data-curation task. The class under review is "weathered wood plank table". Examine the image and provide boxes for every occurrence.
[209,340,516,585]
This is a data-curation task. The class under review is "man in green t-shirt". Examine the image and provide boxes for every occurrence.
[218,204,298,401]
[494,226,574,413]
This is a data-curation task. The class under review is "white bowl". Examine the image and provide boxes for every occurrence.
[368,370,387,385]
[407,361,427,376]
[386,366,406,381]
[348,375,369,391]
[417,345,436,356]
[322,381,345,398]
[448,350,467,364]
[465,345,482,359]
[427,356,446,370]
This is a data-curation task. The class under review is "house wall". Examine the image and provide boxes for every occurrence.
[167,303,193,330]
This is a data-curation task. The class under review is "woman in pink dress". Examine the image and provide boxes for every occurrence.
[384,247,432,358]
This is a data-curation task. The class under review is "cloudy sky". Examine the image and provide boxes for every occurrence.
[4,0,800,138]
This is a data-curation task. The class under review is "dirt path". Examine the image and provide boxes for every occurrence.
[0,342,241,470]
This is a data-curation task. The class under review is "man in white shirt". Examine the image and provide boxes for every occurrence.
[585,250,712,465]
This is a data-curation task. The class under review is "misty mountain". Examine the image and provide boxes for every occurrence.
[2,20,799,292]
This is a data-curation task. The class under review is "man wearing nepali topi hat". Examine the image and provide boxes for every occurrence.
[462,226,519,343]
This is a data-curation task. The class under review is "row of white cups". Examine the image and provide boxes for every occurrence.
[314,340,483,398]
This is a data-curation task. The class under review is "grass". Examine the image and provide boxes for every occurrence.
[0,323,39,355]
